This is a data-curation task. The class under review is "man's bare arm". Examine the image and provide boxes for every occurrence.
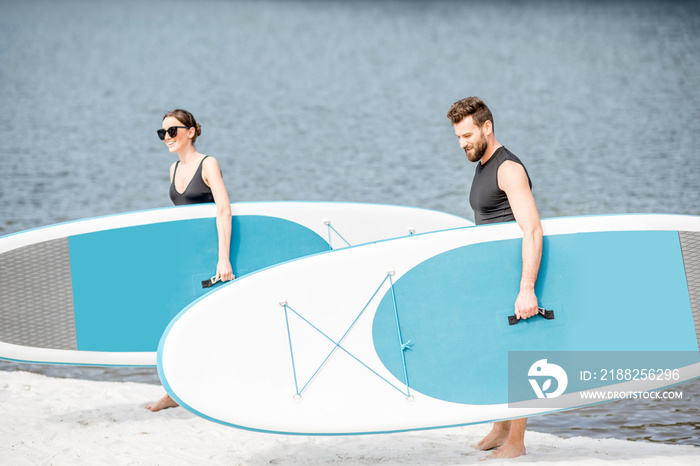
[498,161,543,319]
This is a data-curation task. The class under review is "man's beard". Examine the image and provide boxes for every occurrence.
[465,131,488,162]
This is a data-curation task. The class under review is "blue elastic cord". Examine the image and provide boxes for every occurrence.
[282,304,300,396]
[389,273,411,397]
[326,222,352,249]
[281,272,410,398]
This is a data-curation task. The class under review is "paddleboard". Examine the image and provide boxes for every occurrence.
[158,214,700,435]
[0,201,472,366]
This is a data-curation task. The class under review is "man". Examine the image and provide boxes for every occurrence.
[447,97,543,459]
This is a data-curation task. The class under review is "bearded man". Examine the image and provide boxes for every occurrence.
[447,97,543,459]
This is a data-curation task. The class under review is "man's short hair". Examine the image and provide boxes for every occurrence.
[447,97,494,130]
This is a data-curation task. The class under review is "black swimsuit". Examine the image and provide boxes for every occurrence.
[169,156,215,205]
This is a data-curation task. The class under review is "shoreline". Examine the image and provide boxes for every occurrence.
[1,370,697,465]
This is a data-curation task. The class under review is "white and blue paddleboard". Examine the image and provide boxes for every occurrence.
[0,201,471,367]
[158,214,700,435]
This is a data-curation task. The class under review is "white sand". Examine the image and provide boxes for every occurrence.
[1,371,697,466]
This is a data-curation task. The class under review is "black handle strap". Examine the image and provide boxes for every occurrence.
[201,274,236,288]
[508,307,554,325]
[202,275,220,288]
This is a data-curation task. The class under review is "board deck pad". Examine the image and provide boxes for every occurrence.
[680,231,700,340]
[0,238,77,349]
[157,214,700,435]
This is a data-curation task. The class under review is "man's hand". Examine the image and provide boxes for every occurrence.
[515,288,539,320]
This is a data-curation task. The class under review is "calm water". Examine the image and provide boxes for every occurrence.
[1,0,699,448]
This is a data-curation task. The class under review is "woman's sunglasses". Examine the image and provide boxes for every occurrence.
[157,126,190,140]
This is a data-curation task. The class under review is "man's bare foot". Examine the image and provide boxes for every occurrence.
[145,394,179,412]
[472,424,509,451]
[482,442,526,460]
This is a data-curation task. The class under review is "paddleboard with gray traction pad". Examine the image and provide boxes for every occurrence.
[158,214,700,435]
[0,201,472,366]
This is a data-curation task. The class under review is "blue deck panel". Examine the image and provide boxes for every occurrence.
[373,231,698,405]
[69,215,329,352]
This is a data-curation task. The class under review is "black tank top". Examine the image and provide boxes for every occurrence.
[169,156,215,205]
[469,146,532,225]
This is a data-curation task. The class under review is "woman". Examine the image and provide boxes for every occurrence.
[146,109,234,412]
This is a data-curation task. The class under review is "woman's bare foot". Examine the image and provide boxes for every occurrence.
[483,443,526,460]
[145,394,179,412]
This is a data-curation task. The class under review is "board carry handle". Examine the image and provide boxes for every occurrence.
[508,307,554,325]
[201,275,220,288]
[201,273,237,288]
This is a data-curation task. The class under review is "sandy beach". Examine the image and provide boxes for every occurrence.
[1,370,697,465]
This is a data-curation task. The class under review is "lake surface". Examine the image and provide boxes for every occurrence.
[1,0,699,448]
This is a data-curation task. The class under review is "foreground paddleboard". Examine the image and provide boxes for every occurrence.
[159,214,700,434]
[0,201,471,366]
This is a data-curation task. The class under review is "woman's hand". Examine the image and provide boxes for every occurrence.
[217,258,235,282]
